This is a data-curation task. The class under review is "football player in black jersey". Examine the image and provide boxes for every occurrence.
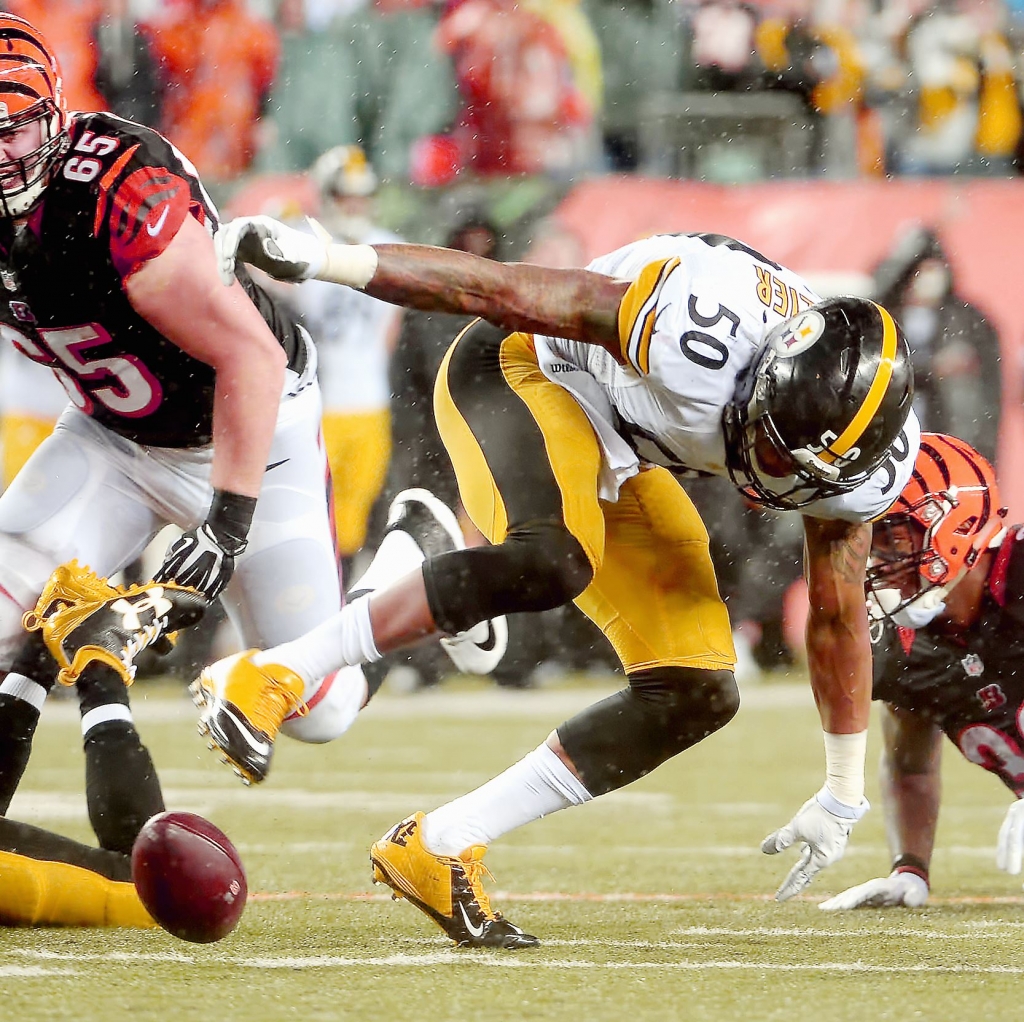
[820,434,1022,909]
[0,12,427,928]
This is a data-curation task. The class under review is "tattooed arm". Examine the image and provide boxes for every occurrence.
[367,245,627,357]
[214,216,628,358]
[801,516,873,733]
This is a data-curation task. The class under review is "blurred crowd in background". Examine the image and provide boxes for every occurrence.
[12,0,1024,184]
[0,0,1012,686]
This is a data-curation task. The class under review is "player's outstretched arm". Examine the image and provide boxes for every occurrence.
[820,704,940,909]
[761,518,873,901]
[215,214,627,356]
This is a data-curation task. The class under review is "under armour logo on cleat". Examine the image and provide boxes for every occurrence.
[110,589,173,631]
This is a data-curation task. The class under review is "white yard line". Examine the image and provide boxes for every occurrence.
[7,947,1024,975]
[246,889,1024,906]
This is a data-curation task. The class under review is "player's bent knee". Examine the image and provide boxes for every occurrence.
[507,521,594,604]
[633,666,741,734]
[423,520,593,634]
[279,666,367,744]
[555,666,740,797]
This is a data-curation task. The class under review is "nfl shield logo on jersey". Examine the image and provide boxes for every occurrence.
[961,652,985,678]
[9,300,35,324]
[976,682,1005,712]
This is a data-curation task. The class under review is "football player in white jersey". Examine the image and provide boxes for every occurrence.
[289,146,403,562]
[203,217,918,948]
[0,340,68,487]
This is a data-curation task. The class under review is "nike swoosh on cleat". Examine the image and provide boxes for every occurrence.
[475,622,497,653]
[217,705,271,755]
[456,901,486,939]
[266,458,290,472]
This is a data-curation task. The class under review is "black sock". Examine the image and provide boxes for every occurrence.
[78,664,164,855]
[0,694,41,815]
[0,816,131,882]
[10,631,59,688]
[84,721,165,855]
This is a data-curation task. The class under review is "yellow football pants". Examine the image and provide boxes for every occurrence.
[0,850,156,928]
[321,408,392,557]
[1,412,56,489]
[434,325,735,674]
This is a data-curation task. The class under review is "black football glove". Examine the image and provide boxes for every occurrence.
[157,489,257,600]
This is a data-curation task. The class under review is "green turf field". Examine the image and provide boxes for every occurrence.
[2,675,1021,1021]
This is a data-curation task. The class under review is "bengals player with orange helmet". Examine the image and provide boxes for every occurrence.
[820,434,1022,909]
[0,13,414,928]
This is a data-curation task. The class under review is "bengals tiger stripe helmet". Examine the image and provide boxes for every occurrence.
[0,15,68,217]
[867,433,1007,610]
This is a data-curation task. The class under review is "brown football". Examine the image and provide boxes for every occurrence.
[131,811,247,943]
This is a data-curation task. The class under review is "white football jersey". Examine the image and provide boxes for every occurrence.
[534,233,918,522]
[295,224,402,413]
[0,336,70,420]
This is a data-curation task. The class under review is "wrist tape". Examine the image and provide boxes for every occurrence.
[319,243,378,289]
[823,729,867,806]
[892,853,930,886]
[207,489,258,555]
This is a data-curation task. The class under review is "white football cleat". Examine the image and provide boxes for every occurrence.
[381,489,508,675]
[440,615,509,675]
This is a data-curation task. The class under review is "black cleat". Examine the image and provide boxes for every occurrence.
[23,561,207,686]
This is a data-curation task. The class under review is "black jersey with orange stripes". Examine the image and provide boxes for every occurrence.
[0,111,304,448]
[872,526,1024,795]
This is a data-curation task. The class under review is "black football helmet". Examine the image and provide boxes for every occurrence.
[723,296,914,511]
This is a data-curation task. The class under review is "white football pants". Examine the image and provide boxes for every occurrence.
[0,355,363,744]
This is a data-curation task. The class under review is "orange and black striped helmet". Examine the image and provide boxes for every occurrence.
[0,14,68,217]
[869,433,1007,595]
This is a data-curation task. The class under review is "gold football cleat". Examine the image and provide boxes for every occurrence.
[370,812,538,949]
[23,561,206,686]
[191,651,307,785]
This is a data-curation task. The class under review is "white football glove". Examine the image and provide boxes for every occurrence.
[215,215,327,286]
[996,798,1024,875]
[439,616,509,675]
[818,870,929,911]
[762,786,870,901]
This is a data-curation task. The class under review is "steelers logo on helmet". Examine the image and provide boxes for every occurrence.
[723,296,914,510]
[767,309,826,358]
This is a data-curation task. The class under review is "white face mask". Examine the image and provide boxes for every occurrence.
[869,586,948,630]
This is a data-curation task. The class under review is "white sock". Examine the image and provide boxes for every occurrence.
[81,703,133,738]
[0,673,47,711]
[422,743,593,857]
[349,529,424,595]
[252,596,381,684]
